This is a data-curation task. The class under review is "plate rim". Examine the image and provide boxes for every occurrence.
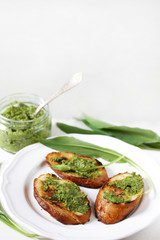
[1,134,160,240]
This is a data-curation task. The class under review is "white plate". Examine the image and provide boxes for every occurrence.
[1,134,160,240]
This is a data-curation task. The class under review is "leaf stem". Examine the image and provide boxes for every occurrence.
[0,207,39,239]
[84,155,125,171]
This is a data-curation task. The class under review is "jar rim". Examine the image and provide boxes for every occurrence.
[0,92,49,124]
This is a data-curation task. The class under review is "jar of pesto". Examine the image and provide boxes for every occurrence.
[0,93,52,153]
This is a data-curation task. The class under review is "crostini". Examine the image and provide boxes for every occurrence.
[46,152,108,188]
[95,172,144,224]
[34,173,91,225]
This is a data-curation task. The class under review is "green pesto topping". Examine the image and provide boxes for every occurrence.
[54,156,101,178]
[2,101,43,121]
[108,172,144,195]
[42,178,59,192]
[42,177,89,214]
[103,192,128,204]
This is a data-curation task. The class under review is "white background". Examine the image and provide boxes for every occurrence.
[0,1,160,240]
[0,0,160,123]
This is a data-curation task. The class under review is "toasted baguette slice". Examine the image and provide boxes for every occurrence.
[95,172,144,224]
[46,152,108,188]
[34,173,91,225]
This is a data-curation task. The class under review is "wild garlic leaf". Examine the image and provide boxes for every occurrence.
[56,121,160,150]
[56,122,100,135]
[139,142,160,150]
[40,136,127,163]
[82,115,160,145]
[0,207,38,239]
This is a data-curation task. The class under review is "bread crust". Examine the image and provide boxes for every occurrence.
[95,172,144,224]
[46,152,108,188]
[34,173,91,225]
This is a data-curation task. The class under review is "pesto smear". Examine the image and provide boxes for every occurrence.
[103,172,144,204]
[103,192,126,204]
[42,177,89,214]
[108,172,144,195]
[53,156,101,178]
[0,100,51,153]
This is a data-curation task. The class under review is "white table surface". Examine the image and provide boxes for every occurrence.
[0,120,160,240]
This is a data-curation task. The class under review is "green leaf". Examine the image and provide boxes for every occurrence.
[144,142,160,149]
[57,122,111,136]
[56,121,160,150]
[82,115,160,146]
[138,142,160,150]
[0,207,39,239]
[40,136,152,193]
[40,136,127,163]
[82,114,113,128]
[56,122,100,135]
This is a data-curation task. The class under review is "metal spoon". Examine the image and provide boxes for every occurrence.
[34,72,83,116]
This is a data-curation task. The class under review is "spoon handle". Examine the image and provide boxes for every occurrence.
[34,72,83,116]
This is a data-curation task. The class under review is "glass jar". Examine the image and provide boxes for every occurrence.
[0,93,52,153]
